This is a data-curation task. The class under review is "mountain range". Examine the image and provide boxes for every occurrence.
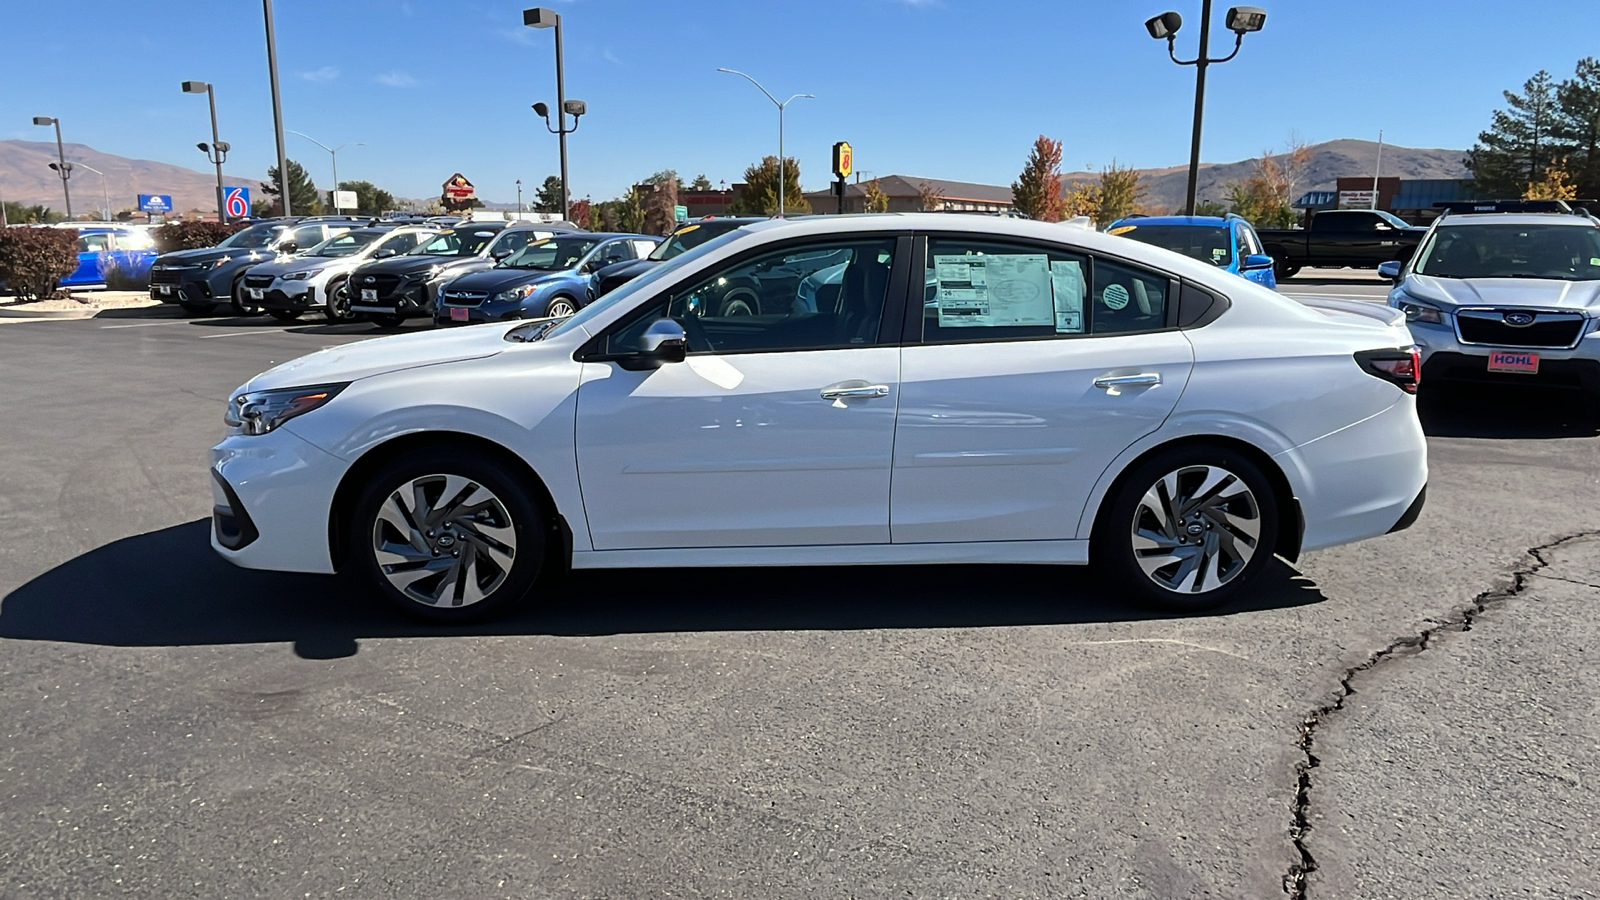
[0,137,1469,219]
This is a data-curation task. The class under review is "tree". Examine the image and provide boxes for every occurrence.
[1524,161,1579,200]
[1095,160,1147,224]
[640,172,680,236]
[336,180,395,216]
[646,170,684,193]
[863,178,890,213]
[533,175,564,213]
[2,202,61,224]
[567,197,591,229]
[689,174,714,191]
[1466,70,1563,197]
[1012,135,1065,221]
[730,156,810,215]
[1223,141,1311,229]
[1555,57,1600,199]
[259,159,321,216]
[917,182,945,212]
[1188,199,1231,217]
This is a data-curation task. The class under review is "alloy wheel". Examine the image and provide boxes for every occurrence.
[327,281,355,321]
[371,474,517,608]
[1130,464,1261,594]
[546,298,577,318]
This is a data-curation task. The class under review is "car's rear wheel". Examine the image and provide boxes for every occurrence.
[717,286,759,316]
[1094,445,1278,613]
[324,278,360,322]
[350,448,546,622]
[545,296,578,318]
[1273,259,1300,280]
[267,309,302,322]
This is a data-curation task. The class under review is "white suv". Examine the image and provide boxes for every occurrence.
[239,226,439,322]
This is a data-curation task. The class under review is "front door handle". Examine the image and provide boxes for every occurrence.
[1092,373,1162,390]
[820,381,891,400]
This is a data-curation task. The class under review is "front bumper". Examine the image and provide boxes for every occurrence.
[1407,316,1600,391]
[349,277,431,317]
[149,273,217,305]
[211,427,348,574]
[434,299,530,327]
[250,279,320,311]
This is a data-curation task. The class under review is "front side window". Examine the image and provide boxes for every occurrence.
[606,237,897,355]
[290,224,328,248]
[78,233,111,253]
[376,232,423,255]
[220,223,286,249]
[1412,224,1600,281]
[1237,224,1264,258]
[500,236,600,271]
[412,229,498,257]
[309,232,380,258]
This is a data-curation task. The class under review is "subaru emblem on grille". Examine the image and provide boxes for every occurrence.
[1503,311,1536,327]
[364,276,375,284]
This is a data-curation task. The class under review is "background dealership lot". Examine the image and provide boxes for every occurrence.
[1,272,1597,897]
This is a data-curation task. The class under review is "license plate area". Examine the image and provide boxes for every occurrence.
[248,288,264,300]
[1487,350,1539,374]
[449,307,470,322]
[156,284,172,295]
[361,289,377,301]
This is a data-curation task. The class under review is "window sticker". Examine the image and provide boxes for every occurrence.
[934,254,1053,327]
[1050,260,1085,333]
[1102,283,1130,310]
[1107,225,1138,235]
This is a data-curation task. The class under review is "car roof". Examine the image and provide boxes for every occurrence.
[1112,215,1232,227]
[1438,212,1598,227]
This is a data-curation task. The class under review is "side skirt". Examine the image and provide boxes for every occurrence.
[571,540,1090,570]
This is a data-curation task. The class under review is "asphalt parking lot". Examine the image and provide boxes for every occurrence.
[2,273,1598,899]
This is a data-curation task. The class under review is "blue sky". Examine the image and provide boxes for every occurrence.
[1,0,1596,204]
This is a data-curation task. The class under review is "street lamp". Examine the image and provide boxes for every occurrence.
[75,162,111,221]
[262,0,292,215]
[716,68,813,217]
[289,131,363,214]
[182,80,232,222]
[524,7,577,217]
[32,116,72,219]
[1144,2,1267,216]
[516,178,523,214]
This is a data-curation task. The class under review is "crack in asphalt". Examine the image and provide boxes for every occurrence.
[1281,530,1600,899]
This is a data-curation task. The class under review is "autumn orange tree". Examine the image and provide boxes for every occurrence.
[1012,135,1066,221]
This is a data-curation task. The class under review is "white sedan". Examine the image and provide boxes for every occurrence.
[211,214,1427,620]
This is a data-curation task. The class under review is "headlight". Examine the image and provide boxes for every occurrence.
[199,257,230,270]
[1585,317,1600,337]
[421,264,443,279]
[1396,297,1445,325]
[492,284,539,304]
[282,268,323,281]
[224,383,347,435]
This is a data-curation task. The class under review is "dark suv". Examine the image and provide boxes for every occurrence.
[345,223,507,326]
[588,217,763,300]
[147,218,367,315]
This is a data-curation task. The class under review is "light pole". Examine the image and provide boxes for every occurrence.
[32,116,72,219]
[716,68,812,217]
[76,163,111,221]
[525,8,583,217]
[1144,3,1266,216]
[516,178,523,214]
[289,131,363,214]
[182,80,231,221]
[262,0,291,216]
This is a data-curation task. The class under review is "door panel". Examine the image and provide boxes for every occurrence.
[892,333,1194,543]
[576,349,899,549]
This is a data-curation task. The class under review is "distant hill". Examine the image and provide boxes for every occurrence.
[1062,139,1469,214]
[0,140,263,217]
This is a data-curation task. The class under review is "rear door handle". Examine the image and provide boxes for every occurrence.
[820,381,891,400]
[1092,373,1162,390]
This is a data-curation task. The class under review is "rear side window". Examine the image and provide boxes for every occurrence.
[1091,258,1169,334]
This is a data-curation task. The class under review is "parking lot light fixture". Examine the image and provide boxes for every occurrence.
[33,116,72,219]
[183,81,232,222]
[1145,1,1267,216]
[716,68,813,217]
[524,7,573,216]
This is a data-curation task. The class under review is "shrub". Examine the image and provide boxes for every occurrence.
[0,227,79,302]
[104,260,150,291]
[153,220,247,254]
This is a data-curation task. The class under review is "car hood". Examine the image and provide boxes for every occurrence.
[154,247,255,266]
[1402,275,1600,311]
[446,267,572,293]
[243,321,516,391]
[249,253,358,277]
[595,258,655,280]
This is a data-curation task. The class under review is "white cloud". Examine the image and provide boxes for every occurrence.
[375,70,418,88]
[299,66,340,82]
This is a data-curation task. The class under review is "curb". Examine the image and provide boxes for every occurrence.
[0,306,100,320]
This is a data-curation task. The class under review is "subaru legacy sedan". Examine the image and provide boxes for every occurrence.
[212,214,1428,621]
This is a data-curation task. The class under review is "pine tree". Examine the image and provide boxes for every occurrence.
[729,156,809,216]
[1556,58,1600,200]
[533,176,564,213]
[690,174,714,191]
[260,159,321,216]
[1466,70,1563,198]
[1012,135,1065,221]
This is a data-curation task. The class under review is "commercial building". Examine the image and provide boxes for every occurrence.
[802,175,1015,215]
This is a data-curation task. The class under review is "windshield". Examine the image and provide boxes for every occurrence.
[218,223,286,250]
[309,232,383,258]
[522,227,751,342]
[1376,210,1412,229]
[1412,223,1600,280]
[649,223,734,261]
[410,229,500,257]
[1114,224,1233,267]
[500,236,599,270]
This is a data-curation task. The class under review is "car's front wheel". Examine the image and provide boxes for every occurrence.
[1094,445,1278,613]
[324,278,360,322]
[350,448,547,621]
[545,296,578,318]
[230,277,263,316]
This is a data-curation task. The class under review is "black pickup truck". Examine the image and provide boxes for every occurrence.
[1256,209,1428,280]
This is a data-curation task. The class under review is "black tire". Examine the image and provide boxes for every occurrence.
[717,286,759,317]
[1093,444,1279,613]
[371,313,406,328]
[350,447,547,622]
[179,301,217,316]
[545,295,578,318]
[324,277,360,323]
[267,309,303,322]
[229,277,263,316]
[1272,257,1299,281]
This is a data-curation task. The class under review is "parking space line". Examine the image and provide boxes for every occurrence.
[196,330,268,339]
[102,320,185,329]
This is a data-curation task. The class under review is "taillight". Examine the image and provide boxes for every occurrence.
[1354,347,1421,394]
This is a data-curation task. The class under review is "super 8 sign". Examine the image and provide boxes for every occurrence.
[832,141,852,180]
[223,186,250,219]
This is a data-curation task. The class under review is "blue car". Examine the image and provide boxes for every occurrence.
[1105,214,1277,288]
[62,226,159,289]
[435,232,659,326]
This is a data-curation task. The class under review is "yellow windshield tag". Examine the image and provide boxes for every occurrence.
[674,224,700,235]
[1107,225,1137,235]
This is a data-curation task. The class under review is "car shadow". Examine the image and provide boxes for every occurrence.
[92,305,187,320]
[0,521,1325,659]
[1279,271,1389,287]
[1419,384,1600,439]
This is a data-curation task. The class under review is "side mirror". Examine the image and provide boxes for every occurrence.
[1241,253,1274,271]
[1377,260,1403,283]
[1373,222,1392,231]
[491,247,512,261]
[277,240,298,254]
[374,248,396,258]
[618,318,687,371]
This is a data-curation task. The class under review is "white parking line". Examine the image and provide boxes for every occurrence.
[101,320,184,329]
[196,330,266,339]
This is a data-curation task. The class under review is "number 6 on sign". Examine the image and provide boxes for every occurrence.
[223,186,250,220]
